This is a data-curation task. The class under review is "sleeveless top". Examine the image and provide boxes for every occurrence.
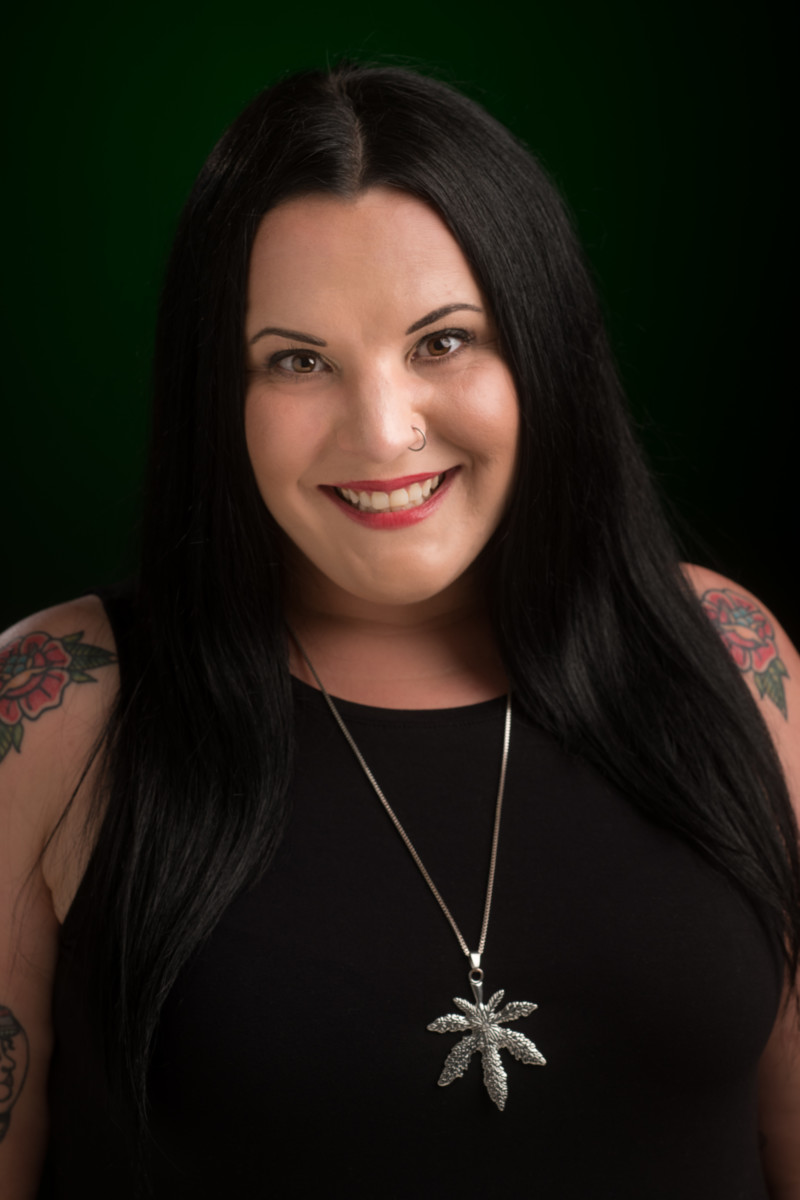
[39,588,782,1198]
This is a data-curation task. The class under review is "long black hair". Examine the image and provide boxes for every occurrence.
[86,62,799,1127]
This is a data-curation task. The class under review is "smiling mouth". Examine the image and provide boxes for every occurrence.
[333,472,448,514]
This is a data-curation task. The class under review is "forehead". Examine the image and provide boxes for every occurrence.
[246,188,482,329]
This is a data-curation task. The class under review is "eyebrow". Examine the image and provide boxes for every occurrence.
[248,303,484,348]
[249,325,327,347]
[405,303,483,335]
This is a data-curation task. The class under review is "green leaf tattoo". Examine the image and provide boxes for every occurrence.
[0,629,117,763]
[753,657,789,713]
[700,587,789,718]
[0,725,13,761]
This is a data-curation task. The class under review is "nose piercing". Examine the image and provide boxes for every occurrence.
[408,426,427,452]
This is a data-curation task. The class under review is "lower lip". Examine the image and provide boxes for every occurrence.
[321,469,458,529]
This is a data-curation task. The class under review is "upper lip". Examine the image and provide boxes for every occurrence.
[327,470,450,492]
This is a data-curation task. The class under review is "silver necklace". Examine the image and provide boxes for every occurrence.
[293,637,546,1110]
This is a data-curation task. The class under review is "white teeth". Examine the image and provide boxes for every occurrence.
[335,472,445,513]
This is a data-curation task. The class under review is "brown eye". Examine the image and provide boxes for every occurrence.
[272,350,327,375]
[425,335,457,356]
[289,352,320,373]
[415,330,471,361]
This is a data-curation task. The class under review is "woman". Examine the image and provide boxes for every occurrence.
[1,63,798,1198]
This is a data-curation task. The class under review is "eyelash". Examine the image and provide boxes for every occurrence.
[266,327,476,378]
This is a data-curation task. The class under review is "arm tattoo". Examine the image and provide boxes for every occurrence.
[0,1006,29,1144]
[701,588,789,718]
[0,630,116,763]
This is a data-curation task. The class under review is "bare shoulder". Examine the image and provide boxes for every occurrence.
[682,569,800,1190]
[0,594,118,857]
[0,598,117,1188]
[682,564,799,805]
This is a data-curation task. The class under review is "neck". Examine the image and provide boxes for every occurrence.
[285,578,508,710]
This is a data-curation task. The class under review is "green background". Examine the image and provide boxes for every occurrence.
[2,2,794,639]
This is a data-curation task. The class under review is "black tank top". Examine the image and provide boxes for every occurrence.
[40,589,782,1198]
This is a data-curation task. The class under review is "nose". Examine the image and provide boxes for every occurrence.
[333,362,425,463]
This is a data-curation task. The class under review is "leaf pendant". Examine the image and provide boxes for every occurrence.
[427,971,545,1111]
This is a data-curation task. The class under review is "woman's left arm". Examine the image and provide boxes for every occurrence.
[684,565,800,1199]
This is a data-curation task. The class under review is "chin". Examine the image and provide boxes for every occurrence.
[337,573,457,608]
[317,552,473,609]
[282,534,484,612]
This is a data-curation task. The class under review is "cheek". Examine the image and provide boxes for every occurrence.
[447,363,519,464]
[244,391,320,502]
[244,402,278,504]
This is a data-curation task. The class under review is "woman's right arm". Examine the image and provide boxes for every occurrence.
[0,598,117,1199]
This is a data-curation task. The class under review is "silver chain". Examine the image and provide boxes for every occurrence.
[291,633,512,964]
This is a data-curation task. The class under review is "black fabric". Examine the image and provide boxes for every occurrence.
[41,590,783,1198]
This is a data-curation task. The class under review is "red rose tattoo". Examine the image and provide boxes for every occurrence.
[701,588,789,718]
[0,630,116,763]
[0,632,72,725]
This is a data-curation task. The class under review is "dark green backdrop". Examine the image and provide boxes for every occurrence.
[2,2,794,638]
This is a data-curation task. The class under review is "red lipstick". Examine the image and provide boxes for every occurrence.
[330,470,445,492]
[321,467,458,529]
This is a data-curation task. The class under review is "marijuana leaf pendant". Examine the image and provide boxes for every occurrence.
[427,971,545,1111]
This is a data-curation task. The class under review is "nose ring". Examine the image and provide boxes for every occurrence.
[408,426,427,452]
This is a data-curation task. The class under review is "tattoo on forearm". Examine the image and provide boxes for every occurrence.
[0,1007,29,1144]
[701,588,789,718]
[0,630,116,763]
